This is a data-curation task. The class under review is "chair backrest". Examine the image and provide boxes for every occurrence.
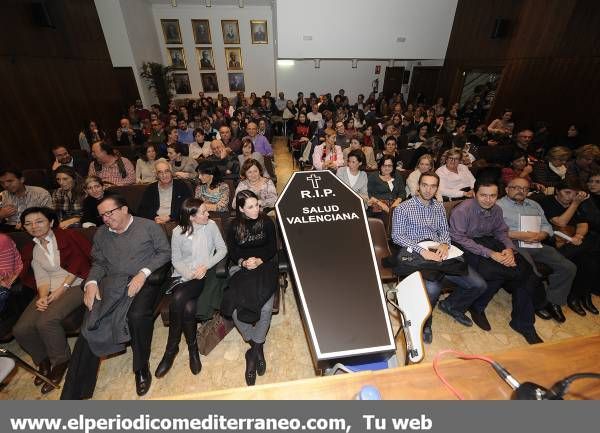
[368,217,396,283]
[443,200,462,222]
[106,184,149,215]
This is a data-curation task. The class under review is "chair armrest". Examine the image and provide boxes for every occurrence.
[146,262,172,287]
[214,256,230,279]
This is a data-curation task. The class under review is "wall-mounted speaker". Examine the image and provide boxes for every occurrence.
[32,1,55,28]
[491,18,508,39]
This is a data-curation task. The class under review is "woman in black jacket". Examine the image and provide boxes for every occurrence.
[222,190,277,386]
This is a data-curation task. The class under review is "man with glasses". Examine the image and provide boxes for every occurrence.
[51,145,89,178]
[391,172,487,343]
[148,119,166,148]
[138,160,191,224]
[334,121,350,149]
[498,178,575,323]
[61,194,170,399]
[449,179,544,344]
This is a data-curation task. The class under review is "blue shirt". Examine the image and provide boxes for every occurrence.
[178,128,195,145]
[391,196,451,254]
[497,196,553,236]
[246,134,273,156]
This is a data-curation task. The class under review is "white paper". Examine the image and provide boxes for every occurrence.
[417,241,463,259]
[554,231,574,243]
[519,215,543,248]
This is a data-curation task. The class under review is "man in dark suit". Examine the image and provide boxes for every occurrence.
[51,145,89,179]
[137,160,192,224]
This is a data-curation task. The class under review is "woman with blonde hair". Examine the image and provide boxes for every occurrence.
[406,154,442,201]
[531,146,572,191]
[435,148,475,201]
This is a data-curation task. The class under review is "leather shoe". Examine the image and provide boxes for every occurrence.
[251,341,266,376]
[534,308,552,320]
[439,300,473,327]
[469,309,491,331]
[188,346,202,375]
[155,350,178,378]
[582,295,599,315]
[548,304,566,323]
[34,358,51,387]
[567,297,586,316]
[510,323,543,345]
[422,325,433,344]
[41,361,69,394]
[135,365,152,396]
[245,348,257,386]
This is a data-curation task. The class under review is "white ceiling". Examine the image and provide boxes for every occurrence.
[146,0,273,6]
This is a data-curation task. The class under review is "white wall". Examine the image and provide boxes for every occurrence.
[276,0,458,60]
[152,4,276,98]
[94,0,162,106]
[277,60,408,105]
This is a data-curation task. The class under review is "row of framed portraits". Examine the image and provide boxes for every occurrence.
[167,47,244,71]
[173,72,245,95]
[161,19,268,45]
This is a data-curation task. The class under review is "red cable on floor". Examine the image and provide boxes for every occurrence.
[432,349,497,400]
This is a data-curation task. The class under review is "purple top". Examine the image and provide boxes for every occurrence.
[448,198,513,258]
[246,134,273,156]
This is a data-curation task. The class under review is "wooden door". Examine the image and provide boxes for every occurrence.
[408,66,442,105]
[382,66,405,97]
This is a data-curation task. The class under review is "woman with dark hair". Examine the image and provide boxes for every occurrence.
[343,137,377,170]
[353,109,366,129]
[194,161,230,212]
[488,108,514,137]
[168,142,198,179]
[232,159,278,211]
[14,207,91,394]
[344,118,357,140]
[135,143,165,183]
[561,124,582,150]
[409,123,430,148]
[155,198,227,378]
[362,124,383,150]
[52,166,85,229]
[238,137,266,172]
[501,149,535,187]
[81,176,104,227]
[337,149,369,203]
[367,156,406,217]
[290,112,314,155]
[78,120,106,153]
[222,190,278,386]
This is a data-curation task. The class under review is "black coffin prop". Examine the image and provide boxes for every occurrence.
[276,171,395,361]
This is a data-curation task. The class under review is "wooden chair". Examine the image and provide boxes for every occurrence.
[368,217,398,285]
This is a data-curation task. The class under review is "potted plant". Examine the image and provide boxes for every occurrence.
[140,62,174,110]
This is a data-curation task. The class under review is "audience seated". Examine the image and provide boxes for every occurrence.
[15,207,91,395]
[137,160,192,225]
[0,233,24,332]
[155,198,227,379]
[343,137,377,171]
[51,166,85,229]
[51,145,89,179]
[81,176,104,228]
[218,125,242,155]
[135,143,165,184]
[406,154,442,201]
[449,179,544,344]
[367,156,406,220]
[536,181,599,316]
[245,122,273,157]
[0,168,53,232]
[78,120,106,153]
[391,172,487,343]
[167,142,197,179]
[312,128,344,171]
[436,148,475,201]
[195,160,231,213]
[531,146,571,191]
[566,144,600,186]
[61,194,171,399]
[232,159,277,212]
[498,178,576,323]
[189,129,209,160]
[238,137,267,175]
[206,140,240,178]
[336,149,369,204]
[88,141,135,186]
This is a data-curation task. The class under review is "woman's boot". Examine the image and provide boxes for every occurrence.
[155,316,182,378]
[251,341,266,376]
[244,342,257,386]
[183,320,202,375]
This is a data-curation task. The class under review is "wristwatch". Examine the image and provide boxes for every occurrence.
[62,283,71,290]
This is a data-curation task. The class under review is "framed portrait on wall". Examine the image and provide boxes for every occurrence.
[201,73,219,93]
[161,19,182,44]
[228,73,245,92]
[173,73,192,95]
[250,20,268,44]
[221,20,240,44]
[192,19,211,44]
[225,47,243,70]
[196,47,215,70]
[167,48,187,69]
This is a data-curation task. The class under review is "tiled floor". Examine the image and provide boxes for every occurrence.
[1,137,599,400]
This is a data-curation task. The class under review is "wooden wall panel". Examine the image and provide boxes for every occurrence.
[433,0,600,142]
[0,0,138,170]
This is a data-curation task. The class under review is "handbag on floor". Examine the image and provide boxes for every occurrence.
[196,312,234,356]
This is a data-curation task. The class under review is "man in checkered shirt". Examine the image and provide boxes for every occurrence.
[391,171,487,344]
[88,141,135,186]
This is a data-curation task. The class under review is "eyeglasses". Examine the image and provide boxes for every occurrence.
[507,185,530,192]
[100,206,123,218]
[446,157,460,162]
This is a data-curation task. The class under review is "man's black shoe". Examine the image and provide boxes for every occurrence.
[469,309,491,331]
[582,295,599,315]
[439,300,473,327]
[567,297,586,316]
[135,365,152,396]
[548,304,566,323]
[535,308,552,320]
[510,323,543,345]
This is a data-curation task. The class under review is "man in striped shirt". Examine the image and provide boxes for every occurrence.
[391,172,487,343]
